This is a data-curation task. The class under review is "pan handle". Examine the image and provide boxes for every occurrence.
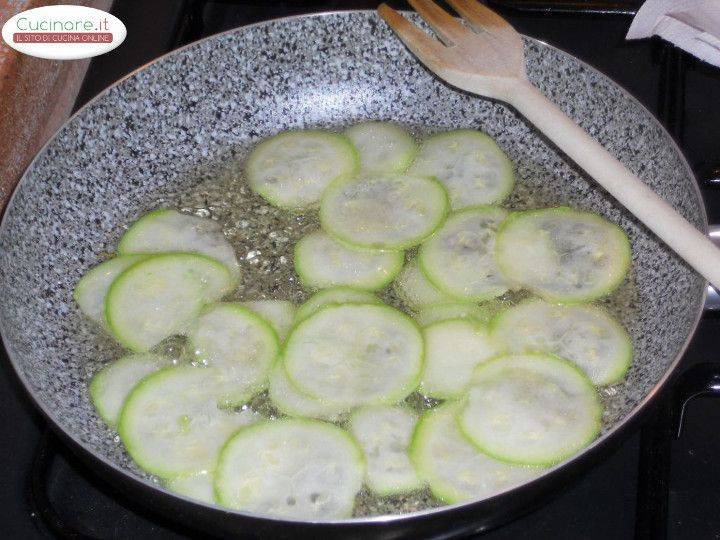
[704,225,720,311]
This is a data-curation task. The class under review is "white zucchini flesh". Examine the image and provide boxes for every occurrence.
[320,173,449,250]
[215,419,365,519]
[491,299,632,386]
[284,304,423,408]
[420,319,502,399]
[349,405,422,496]
[89,353,171,427]
[414,302,493,327]
[118,209,240,284]
[344,122,417,173]
[393,259,452,310]
[166,471,216,505]
[495,208,632,303]
[118,366,259,479]
[410,403,544,504]
[408,129,515,210]
[419,206,509,301]
[458,354,602,466]
[241,300,296,341]
[245,130,359,209]
[105,253,232,352]
[294,230,404,291]
[188,303,280,407]
[73,255,147,326]
[294,286,380,322]
[268,363,349,420]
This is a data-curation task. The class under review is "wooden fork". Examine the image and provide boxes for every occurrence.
[379,0,720,290]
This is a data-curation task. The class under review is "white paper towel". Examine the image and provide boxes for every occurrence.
[627,0,720,67]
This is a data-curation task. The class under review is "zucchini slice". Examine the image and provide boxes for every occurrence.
[494,208,632,303]
[294,286,380,322]
[215,419,365,519]
[295,231,403,291]
[419,206,509,301]
[408,129,514,209]
[458,354,602,466]
[344,121,417,173]
[420,319,502,399]
[268,363,349,420]
[241,299,296,341]
[166,471,216,505]
[284,303,423,408]
[414,302,493,327]
[89,353,170,426]
[320,172,449,250]
[118,366,258,479]
[118,209,240,284]
[410,403,543,504]
[245,130,359,209]
[393,258,453,310]
[105,253,232,352]
[349,405,422,496]
[188,303,280,407]
[74,255,148,326]
[491,299,632,386]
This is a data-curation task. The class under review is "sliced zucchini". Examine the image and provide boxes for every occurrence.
[89,353,171,426]
[408,129,515,209]
[295,286,380,322]
[491,299,632,386]
[245,130,359,209]
[414,302,493,327]
[241,300,296,341]
[320,172,449,250]
[284,303,423,408]
[410,403,543,504]
[393,258,453,310]
[215,419,365,519]
[349,405,422,496]
[74,255,148,326]
[105,253,232,352]
[166,471,216,505]
[458,354,602,466]
[344,122,417,173]
[268,363,349,420]
[118,209,240,284]
[494,208,632,303]
[118,366,258,479]
[419,206,509,301]
[188,303,280,407]
[295,230,404,291]
[420,319,502,399]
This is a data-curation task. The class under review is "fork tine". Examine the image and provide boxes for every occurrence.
[378,4,446,67]
[406,0,467,46]
[445,0,519,42]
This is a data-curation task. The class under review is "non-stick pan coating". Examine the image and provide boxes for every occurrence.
[0,11,706,525]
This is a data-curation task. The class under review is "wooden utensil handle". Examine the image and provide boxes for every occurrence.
[508,80,720,290]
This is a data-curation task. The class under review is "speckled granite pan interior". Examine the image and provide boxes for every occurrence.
[0,11,707,519]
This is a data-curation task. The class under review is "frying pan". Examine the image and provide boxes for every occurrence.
[0,10,709,539]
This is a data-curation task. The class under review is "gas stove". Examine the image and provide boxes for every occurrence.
[3,1,720,538]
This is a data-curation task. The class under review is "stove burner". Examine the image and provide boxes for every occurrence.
[27,433,100,540]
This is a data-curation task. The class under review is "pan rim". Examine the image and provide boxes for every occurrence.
[0,8,708,526]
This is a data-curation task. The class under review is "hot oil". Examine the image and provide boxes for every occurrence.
[128,142,637,518]
[146,168,442,515]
